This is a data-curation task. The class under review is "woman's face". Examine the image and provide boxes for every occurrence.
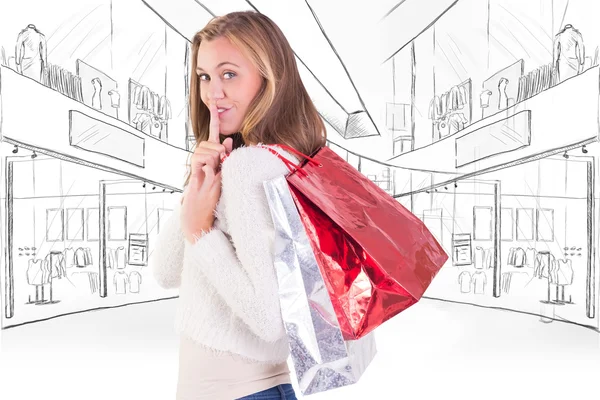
[196,37,263,135]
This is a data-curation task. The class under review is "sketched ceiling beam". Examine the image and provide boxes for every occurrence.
[246,0,380,139]
[245,1,348,110]
[304,0,380,137]
[142,0,380,140]
[380,0,409,20]
[142,0,215,42]
[379,0,459,64]
[192,0,217,18]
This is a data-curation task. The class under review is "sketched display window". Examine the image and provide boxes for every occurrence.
[108,206,127,241]
[66,208,84,241]
[423,209,443,243]
[516,208,535,241]
[46,208,64,242]
[501,208,514,241]
[87,208,99,241]
[473,206,492,241]
[386,102,408,131]
[536,208,554,242]
[157,208,173,234]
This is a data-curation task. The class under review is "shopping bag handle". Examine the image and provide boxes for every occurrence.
[219,143,322,177]
[258,144,322,177]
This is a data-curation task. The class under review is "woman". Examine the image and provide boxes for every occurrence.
[151,10,325,400]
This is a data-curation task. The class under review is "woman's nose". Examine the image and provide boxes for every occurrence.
[207,82,224,101]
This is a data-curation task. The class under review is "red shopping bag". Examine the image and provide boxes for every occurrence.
[259,144,448,340]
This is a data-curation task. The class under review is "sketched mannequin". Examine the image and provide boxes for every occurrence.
[554,24,585,82]
[91,78,103,110]
[15,24,47,82]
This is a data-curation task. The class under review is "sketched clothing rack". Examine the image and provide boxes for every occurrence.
[538,251,574,306]
[127,79,171,140]
[27,251,64,306]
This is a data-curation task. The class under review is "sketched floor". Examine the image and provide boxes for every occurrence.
[1,299,599,400]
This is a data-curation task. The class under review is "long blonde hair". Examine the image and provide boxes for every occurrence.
[184,11,326,187]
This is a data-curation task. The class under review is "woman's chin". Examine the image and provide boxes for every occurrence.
[219,127,240,136]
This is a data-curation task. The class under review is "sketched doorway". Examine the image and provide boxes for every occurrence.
[99,179,176,304]
[98,180,148,299]
[452,180,501,298]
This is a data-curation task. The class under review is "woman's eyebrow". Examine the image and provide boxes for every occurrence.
[196,61,240,73]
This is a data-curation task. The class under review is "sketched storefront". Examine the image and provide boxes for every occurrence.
[390,67,600,329]
[414,150,595,328]
[0,0,192,328]
[324,64,599,329]
[329,114,598,331]
[0,66,187,328]
[350,0,600,330]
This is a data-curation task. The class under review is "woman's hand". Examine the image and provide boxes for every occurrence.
[181,102,233,244]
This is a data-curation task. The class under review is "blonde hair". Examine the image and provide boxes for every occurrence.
[184,11,326,186]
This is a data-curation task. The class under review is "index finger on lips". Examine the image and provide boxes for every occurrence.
[197,140,225,153]
[208,102,220,143]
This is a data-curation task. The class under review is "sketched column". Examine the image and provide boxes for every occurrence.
[99,182,108,298]
[586,159,595,319]
[4,160,15,318]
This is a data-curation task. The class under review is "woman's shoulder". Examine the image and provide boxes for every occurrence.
[225,144,299,163]
[221,144,298,184]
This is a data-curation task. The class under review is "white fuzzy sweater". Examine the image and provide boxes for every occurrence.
[150,145,298,365]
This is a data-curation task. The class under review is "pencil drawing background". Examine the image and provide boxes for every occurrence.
[1,1,599,399]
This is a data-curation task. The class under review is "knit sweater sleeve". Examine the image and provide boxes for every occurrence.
[184,146,294,343]
[150,198,186,289]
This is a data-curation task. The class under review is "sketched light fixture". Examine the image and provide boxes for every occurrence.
[152,186,156,190]
[563,151,569,159]
[12,145,18,154]
[582,145,588,154]
[454,182,458,188]
[142,182,146,188]
[31,151,37,159]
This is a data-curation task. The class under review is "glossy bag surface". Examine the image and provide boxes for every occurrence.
[264,176,376,396]
[269,145,449,340]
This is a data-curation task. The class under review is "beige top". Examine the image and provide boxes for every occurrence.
[176,335,292,400]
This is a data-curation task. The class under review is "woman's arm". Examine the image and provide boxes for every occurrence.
[150,198,186,289]
[184,146,294,342]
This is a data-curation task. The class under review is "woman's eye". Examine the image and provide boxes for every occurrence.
[224,72,236,79]
[199,74,210,81]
